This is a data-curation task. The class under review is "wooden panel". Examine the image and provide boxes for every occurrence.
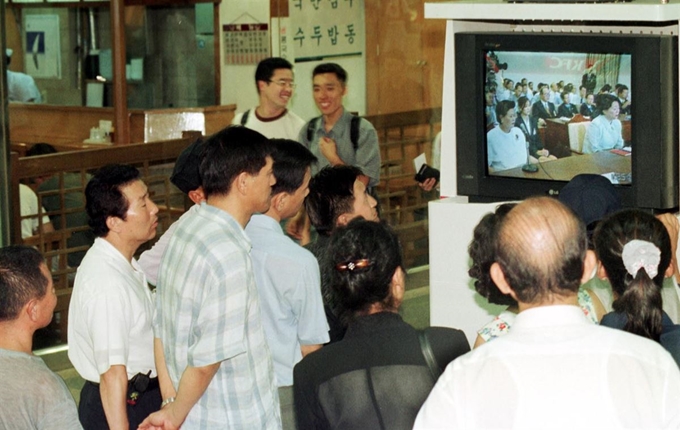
[203,104,237,135]
[270,0,288,17]
[9,104,115,145]
[9,104,235,146]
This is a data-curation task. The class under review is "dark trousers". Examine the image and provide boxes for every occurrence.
[78,380,161,430]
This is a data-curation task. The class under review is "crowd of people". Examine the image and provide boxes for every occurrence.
[486,70,632,172]
[3,57,679,430]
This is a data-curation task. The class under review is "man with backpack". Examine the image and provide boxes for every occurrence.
[298,63,381,190]
[231,57,305,140]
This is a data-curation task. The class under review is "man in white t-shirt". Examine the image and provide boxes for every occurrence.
[6,49,41,103]
[232,57,305,140]
[68,164,161,429]
[19,183,53,239]
[415,197,680,429]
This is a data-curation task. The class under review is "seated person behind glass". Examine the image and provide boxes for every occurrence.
[515,96,557,163]
[580,93,597,118]
[582,95,624,154]
[557,92,578,118]
[487,100,537,172]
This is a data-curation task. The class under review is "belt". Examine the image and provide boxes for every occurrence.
[86,376,159,390]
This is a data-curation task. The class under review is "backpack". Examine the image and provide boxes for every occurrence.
[240,109,250,125]
[306,114,361,151]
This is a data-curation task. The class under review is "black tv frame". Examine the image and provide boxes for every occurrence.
[455,32,678,210]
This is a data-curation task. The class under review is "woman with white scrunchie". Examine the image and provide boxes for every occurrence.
[593,209,680,367]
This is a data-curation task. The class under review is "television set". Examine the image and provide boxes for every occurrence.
[455,32,678,210]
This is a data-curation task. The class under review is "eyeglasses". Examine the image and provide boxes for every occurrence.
[268,80,296,89]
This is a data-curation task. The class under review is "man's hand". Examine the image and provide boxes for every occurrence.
[137,404,183,430]
[319,137,343,166]
[418,177,437,192]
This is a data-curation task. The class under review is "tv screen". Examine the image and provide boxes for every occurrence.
[484,50,632,186]
[455,32,678,210]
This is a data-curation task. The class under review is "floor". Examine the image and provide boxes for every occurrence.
[38,265,431,403]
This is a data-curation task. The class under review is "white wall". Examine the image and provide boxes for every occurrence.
[429,197,510,345]
[219,0,270,113]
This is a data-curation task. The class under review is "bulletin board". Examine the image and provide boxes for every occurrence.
[289,0,364,62]
[223,23,270,65]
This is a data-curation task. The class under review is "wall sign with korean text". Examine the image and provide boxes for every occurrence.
[289,0,364,62]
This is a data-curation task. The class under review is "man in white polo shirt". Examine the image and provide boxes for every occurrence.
[415,197,680,429]
[69,164,160,429]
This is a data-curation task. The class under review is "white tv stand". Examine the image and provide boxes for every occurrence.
[424,1,680,344]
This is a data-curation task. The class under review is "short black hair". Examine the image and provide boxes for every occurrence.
[199,125,275,198]
[26,143,58,157]
[0,245,48,321]
[313,63,348,86]
[305,165,363,236]
[495,100,515,119]
[596,94,620,111]
[270,139,317,195]
[329,219,404,323]
[86,164,141,237]
[468,203,517,307]
[255,57,293,93]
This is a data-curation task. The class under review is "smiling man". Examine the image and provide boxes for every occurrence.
[141,126,281,429]
[232,57,305,140]
[299,63,381,190]
[69,164,161,430]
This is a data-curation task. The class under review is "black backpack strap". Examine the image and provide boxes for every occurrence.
[350,114,360,151]
[418,329,442,382]
[306,116,320,142]
[240,109,250,125]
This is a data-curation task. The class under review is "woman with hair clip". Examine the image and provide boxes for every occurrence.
[472,203,606,348]
[594,209,680,366]
[293,219,469,430]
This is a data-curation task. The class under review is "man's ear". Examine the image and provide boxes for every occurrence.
[235,171,250,195]
[25,299,40,323]
[256,80,267,93]
[490,262,518,301]
[581,250,598,284]
[187,188,205,205]
[106,216,122,233]
[271,193,287,214]
[336,212,351,227]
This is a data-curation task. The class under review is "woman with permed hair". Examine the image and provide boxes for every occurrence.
[293,219,469,430]
[472,203,605,348]
[594,209,680,365]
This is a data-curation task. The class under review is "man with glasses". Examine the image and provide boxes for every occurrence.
[232,57,306,140]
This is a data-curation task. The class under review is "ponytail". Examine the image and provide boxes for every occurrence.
[593,210,671,343]
[613,268,663,341]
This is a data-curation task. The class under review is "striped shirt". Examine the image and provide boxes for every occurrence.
[155,202,280,428]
